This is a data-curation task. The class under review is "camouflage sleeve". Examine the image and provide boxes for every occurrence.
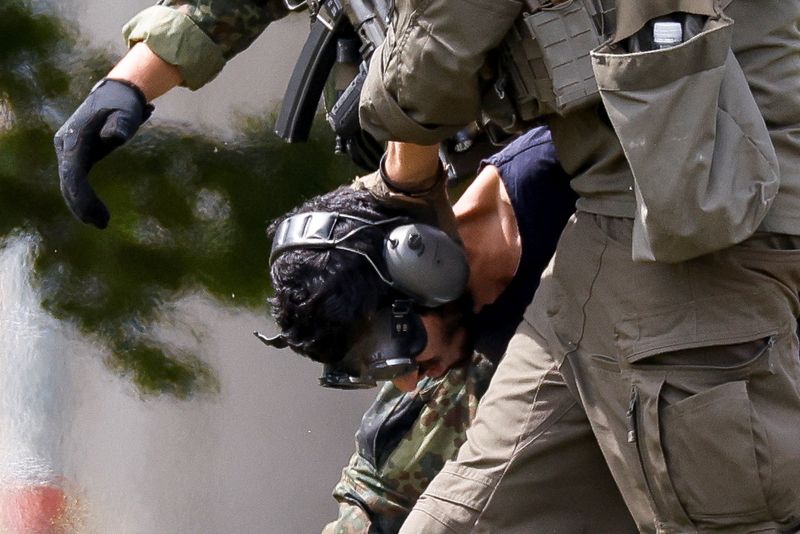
[122,1,289,90]
[326,353,495,533]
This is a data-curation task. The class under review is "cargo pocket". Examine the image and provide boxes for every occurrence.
[661,381,768,522]
[590,0,779,263]
[625,335,775,530]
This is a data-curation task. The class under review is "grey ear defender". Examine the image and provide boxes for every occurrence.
[269,212,469,306]
[384,223,469,307]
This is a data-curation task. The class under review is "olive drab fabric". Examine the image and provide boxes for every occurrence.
[485,0,616,133]
[359,0,524,144]
[591,0,780,262]
[357,0,800,530]
[116,1,800,531]
[360,0,800,241]
[122,1,288,89]
[401,213,800,534]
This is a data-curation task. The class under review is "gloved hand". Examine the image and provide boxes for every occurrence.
[54,78,154,229]
[351,154,460,240]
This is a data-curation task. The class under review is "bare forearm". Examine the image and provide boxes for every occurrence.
[382,142,441,192]
[107,42,182,102]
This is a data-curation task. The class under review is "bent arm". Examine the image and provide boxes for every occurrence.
[54,0,289,229]
[359,0,522,144]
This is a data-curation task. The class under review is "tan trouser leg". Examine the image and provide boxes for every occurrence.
[559,214,800,533]
[399,319,637,533]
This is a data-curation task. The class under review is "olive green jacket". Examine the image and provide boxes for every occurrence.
[360,0,800,237]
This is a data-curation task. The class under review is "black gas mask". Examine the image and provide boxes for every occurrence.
[256,211,469,388]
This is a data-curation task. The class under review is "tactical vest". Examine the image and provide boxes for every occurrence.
[483,0,616,133]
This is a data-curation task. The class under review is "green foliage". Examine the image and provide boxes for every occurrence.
[0,2,68,110]
[0,2,360,397]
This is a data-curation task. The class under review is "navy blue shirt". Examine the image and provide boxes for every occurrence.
[474,127,576,363]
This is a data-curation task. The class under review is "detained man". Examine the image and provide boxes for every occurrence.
[264,127,637,533]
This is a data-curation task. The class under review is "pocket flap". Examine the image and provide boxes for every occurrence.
[592,16,731,91]
[615,293,781,363]
[589,6,779,262]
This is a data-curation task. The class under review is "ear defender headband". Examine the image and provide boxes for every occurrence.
[268,211,469,306]
[257,211,469,389]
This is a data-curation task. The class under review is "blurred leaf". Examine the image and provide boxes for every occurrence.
[0,2,360,397]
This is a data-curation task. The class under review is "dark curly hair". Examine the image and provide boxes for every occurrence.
[267,186,408,364]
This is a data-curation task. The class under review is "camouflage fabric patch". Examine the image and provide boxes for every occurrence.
[322,503,373,534]
[328,352,495,533]
[157,0,289,58]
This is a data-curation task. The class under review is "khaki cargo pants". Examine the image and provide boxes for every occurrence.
[400,212,800,533]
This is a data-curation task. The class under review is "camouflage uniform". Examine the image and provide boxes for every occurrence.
[122,1,287,89]
[359,0,800,530]
[324,354,495,534]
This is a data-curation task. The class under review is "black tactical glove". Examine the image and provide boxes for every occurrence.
[54,78,154,229]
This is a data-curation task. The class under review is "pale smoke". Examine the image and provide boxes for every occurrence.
[0,235,71,533]
[0,234,65,484]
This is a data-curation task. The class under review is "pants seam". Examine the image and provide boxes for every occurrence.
[474,361,577,527]
[412,507,463,534]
